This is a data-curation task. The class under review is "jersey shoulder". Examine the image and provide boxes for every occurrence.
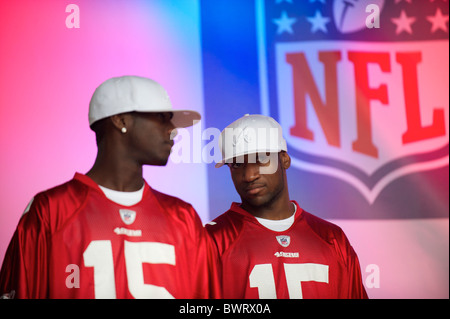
[205,209,246,255]
[21,175,91,233]
[148,187,199,222]
[301,210,355,262]
[149,187,193,210]
[302,211,345,240]
[147,186,205,237]
[42,176,90,206]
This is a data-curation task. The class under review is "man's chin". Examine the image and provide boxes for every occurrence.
[145,158,169,167]
[241,196,269,209]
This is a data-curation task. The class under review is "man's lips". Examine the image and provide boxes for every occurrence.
[245,184,265,195]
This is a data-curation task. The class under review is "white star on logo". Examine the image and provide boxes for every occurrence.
[426,8,449,33]
[391,10,416,35]
[273,11,297,34]
[306,10,331,33]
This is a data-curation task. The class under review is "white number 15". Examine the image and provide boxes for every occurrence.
[83,240,175,299]
[249,263,329,299]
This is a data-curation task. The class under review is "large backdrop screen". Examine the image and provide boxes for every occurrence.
[0,0,448,298]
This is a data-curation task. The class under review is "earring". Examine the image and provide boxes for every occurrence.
[121,127,127,134]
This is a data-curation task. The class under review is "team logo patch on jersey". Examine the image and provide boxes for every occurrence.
[276,235,291,247]
[274,251,299,258]
[119,209,136,225]
[114,227,142,237]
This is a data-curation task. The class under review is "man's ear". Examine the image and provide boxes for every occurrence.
[280,151,291,169]
[110,113,132,132]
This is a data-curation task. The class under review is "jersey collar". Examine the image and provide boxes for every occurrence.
[73,172,150,197]
[229,200,303,223]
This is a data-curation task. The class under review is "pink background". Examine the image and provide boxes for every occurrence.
[0,0,208,263]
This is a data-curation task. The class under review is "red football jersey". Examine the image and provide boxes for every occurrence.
[206,202,368,299]
[0,173,220,299]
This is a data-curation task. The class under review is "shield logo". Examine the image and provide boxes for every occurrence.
[256,0,449,204]
[276,235,291,247]
[119,209,136,225]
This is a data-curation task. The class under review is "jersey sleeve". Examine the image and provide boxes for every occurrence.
[152,190,222,299]
[0,194,50,299]
[205,210,243,257]
[346,245,368,299]
[304,212,368,299]
[189,209,222,299]
[329,224,368,299]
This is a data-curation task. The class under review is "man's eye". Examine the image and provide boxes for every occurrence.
[228,163,243,169]
[257,153,274,166]
[157,112,173,122]
[257,158,271,167]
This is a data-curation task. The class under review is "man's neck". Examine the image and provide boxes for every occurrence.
[86,152,144,192]
[242,194,294,221]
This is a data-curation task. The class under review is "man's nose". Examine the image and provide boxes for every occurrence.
[242,163,260,183]
[169,127,177,140]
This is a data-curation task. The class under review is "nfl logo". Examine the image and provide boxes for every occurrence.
[276,235,291,247]
[119,209,136,225]
[257,0,449,204]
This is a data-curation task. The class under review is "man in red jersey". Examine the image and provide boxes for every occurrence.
[0,76,220,299]
[206,114,368,299]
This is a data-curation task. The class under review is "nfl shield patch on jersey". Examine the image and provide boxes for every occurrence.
[119,209,136,225]
[276,235,291,247]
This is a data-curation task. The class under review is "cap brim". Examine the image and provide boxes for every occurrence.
[171,110,201,128]
[215,161,225,168]
[214,150,286,168]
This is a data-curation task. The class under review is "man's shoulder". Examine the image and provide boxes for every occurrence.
[145,187,205,232]
[17,176,90,232]
[302,210,342,230]
[148,187,193,211]
[206,209,244,232]
[301,210,350,246]
[204,208,246,256]
[30,176,88,209]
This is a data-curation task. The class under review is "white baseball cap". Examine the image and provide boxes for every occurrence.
[89,75,201,128]
[215,114,287,168]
